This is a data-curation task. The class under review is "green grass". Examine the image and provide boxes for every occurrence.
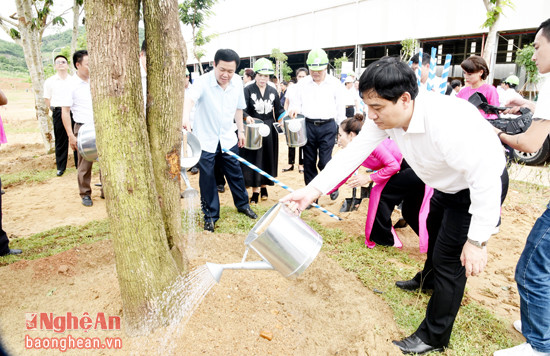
[0,219,110,267]
[1,168,76,188]
[2,122,40,134]
[0,70,30,79]
[308,221,519,355]
[0,199,524,354]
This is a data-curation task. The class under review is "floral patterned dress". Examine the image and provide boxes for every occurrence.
[240,82,285,187]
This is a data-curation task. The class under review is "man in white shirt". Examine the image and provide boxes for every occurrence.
[43,54,76,176]
[182,48,257,232]
[494,18,550,356]
[282,56,508,354]
[343,76,359,118]
[288,48,345,191]
[282,67,308,173]
[61,50,97,207]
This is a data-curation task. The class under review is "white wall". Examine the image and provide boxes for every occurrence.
[183,0,550,65]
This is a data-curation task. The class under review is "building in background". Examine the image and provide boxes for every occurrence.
[183,0,549,90]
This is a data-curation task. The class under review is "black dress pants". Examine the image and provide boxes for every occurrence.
[52,107,78,170]
[414,168,509,347]
[303,119,336,185]
[0,177,9,255]
[198,143,249,224]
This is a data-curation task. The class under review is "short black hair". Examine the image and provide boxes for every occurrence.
[536,18,550,41]
[358,56,419,103]
[410,52,430,66]
[296,67,309,76]
[450,79,462,89]
[461,55,489,80]
[214,49,240,68]
[141,39,146,53]
[73,50,88,70]
[54,54,68,63]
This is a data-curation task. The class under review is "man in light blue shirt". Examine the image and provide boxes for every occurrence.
[183,49,257,232]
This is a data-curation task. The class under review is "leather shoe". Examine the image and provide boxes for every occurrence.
[392,334,443,354]
[56,169,65,176]
[394,218,408,229]
[217,184,225,193]
[204,221,215,232]
[330,190,339,200]
[282,165,294,172]
[395,278,433,292]
[188,167,199,175]
[82,195,93,207]
[1,248,22,256]
[238,207,257,219]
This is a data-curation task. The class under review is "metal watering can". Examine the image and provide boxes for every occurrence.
[244,119,271,150]
[206,203,323,283]
[283,114,307,148]
[76,123,98,162]
[180,130,201,198]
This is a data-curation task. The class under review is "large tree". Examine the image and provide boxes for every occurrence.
[0,0,72,153]
[481,0,514,83]
[85,0,188,333]
[178,0,216,74]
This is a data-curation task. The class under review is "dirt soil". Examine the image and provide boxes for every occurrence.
[0,80,548,355]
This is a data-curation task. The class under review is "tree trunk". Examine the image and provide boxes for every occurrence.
[482,0,502,84]
[143,0,189,271]
[85,0,181,334]
[70,0,80,73]
[191,25,204,74]
[15,0,54,153]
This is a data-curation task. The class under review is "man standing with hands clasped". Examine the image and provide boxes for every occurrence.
[43,54,77,176]
[182,48,257,233]
[288,48,345,201]
[282,56,509,354]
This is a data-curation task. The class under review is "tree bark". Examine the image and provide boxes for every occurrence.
[70,0,80,72]
[482,0,502,84]
[14,0,54,153]
[85,0,181,334]
[143,0,189,271]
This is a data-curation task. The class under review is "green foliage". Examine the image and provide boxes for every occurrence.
[270,48,288,62]
[516,43,539,85]
[400,38,419,62]
[282,62,292,82]
[333,55,348,77]
[482,0,514,28]
[179,0,217,69]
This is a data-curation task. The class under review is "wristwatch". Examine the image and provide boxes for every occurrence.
[467,238,487,248]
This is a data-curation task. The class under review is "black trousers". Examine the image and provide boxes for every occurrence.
[198,143,249,224]
[287,146,303,165]
[370,161,425,246]
[0,177,9,255]
[414,168,509,347]
[303,119,337,185]
[52,107,78,170]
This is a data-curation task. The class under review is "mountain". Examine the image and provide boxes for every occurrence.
[0,26,144,75]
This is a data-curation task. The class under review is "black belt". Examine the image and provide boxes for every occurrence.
[346,105,354,108]
[305,118,334,126]
[52,107,62,110]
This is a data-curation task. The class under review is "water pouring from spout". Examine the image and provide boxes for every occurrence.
[206,203,323,283]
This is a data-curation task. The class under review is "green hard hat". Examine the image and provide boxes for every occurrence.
[306,48,328,71]
[253,58,274,75]
[504,75,519,86]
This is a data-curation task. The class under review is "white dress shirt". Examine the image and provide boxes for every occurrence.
[188,71,246,153]
[310,91,506,244]
[290,74,346,124]
[534,77,550,120]
[43,73,73,107]
[60,75,94,125]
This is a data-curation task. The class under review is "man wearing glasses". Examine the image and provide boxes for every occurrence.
[44,55,77,176]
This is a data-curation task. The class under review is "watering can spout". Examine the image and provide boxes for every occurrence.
[206,261,273,283]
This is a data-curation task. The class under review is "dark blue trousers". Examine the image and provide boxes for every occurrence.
[303,119,337,185]
[198,143,249,224]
